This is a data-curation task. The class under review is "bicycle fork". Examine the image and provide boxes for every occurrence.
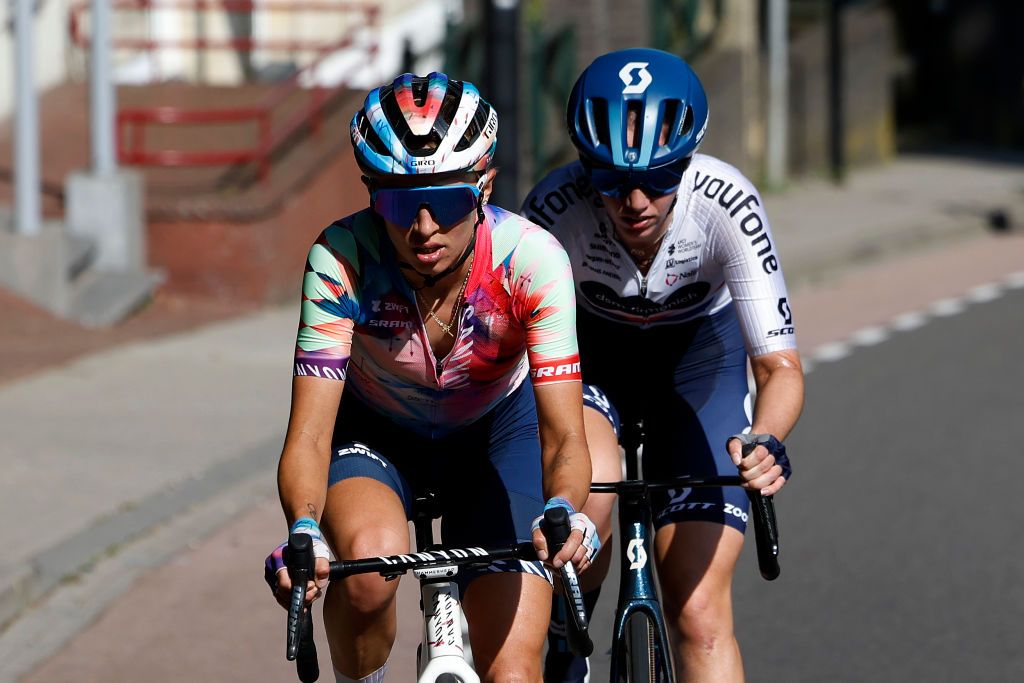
[610,490,675,682]
[417,576,478,683]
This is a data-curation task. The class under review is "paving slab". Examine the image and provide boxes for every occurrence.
[0,306,298,630]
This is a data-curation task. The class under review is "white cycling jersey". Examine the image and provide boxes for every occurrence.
[521,154,797,357]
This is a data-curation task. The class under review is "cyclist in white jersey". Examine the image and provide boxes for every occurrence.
[522,49,805,682]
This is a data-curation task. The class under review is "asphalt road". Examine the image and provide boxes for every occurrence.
[580,286,1024,683]
[13,255,1023,683]
[730,285,1024,682]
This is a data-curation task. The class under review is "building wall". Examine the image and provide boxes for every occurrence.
[519,0,894,184]
[789,3,895,176]
[109,0,444,88]
[0,0,73,124]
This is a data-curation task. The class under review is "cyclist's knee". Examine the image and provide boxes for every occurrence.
[330,529,406,615]
[669,585,734,645]
[479,658,541,683]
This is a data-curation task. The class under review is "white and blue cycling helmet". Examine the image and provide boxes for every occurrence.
[351,72,498,177]
[567,48,708,177]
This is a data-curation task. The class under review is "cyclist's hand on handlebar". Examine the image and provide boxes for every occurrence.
[728,433,792,496]
[531,498,601,572]
[263,518,332,609]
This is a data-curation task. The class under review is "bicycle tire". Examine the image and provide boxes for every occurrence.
[622,612,672,683]
[627,612,654,682]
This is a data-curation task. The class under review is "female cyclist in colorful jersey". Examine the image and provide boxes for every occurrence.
[521,49,805,682]
[265,72,599,683]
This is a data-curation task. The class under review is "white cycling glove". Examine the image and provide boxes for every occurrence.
[532,497,601,564]
[264,517,332,586]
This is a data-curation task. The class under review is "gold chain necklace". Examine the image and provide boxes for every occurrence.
[416,258,473,338]
[628,232,668,273]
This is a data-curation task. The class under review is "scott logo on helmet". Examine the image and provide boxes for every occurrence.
[619,62,653,95]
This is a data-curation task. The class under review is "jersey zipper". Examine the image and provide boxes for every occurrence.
[410,290,444,388]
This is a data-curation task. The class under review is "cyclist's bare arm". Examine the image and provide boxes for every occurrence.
[533,381,593,568]
[275,374,344,602]
[728,348,804,495]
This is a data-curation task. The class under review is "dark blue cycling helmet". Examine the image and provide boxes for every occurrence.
[567,48,709,170]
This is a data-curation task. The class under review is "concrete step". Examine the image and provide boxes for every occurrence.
[68,269,163,327]
[64,233,97,281]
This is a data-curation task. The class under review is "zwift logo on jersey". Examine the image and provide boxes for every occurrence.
[619,62,653,94]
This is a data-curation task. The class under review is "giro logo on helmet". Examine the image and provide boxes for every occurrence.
[618,62,653,94]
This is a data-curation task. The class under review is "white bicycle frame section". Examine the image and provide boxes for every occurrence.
[415,565,477,682]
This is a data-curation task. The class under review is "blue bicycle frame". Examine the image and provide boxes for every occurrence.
[592,419,781,682]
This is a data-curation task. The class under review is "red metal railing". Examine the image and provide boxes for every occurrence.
[70,0,380,181]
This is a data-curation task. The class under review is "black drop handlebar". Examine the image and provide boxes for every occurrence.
[284,527,593,680]
[542,506,595,657]
[284,534,319,683]
[589,440,781,581]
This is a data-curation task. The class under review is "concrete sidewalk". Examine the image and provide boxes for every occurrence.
[1,152,1022,636]
[763,152,1023,285]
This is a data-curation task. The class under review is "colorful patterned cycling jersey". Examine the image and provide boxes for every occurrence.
[293,205,581,437]
[521,154,797,357]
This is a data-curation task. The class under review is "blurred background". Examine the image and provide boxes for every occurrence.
[1,1,1022,681]
[0,0,1022,315]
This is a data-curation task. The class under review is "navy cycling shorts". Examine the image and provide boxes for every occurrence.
[578,304,752,533]
[328,380,550,592]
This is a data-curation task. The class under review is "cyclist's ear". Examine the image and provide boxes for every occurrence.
[479,167,498,204]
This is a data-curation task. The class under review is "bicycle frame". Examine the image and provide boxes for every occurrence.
[284,491,574,682]
[610,479,675,681]
[410,493,478,682]
[591,420,782,682]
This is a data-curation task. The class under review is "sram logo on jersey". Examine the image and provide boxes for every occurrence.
[369,319,413,329]
[693,172,779,274]
[530,360,581,381]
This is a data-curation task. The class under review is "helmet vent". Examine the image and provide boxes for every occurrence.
[455,100,491,152]
[591,99,610,147]
[435,80,464,139]
[662,99,679,144]
[358,114,390,158]
[411,78,429,106]
[626,100,644,148]
[678,105,694,139]
[382,85,443,157]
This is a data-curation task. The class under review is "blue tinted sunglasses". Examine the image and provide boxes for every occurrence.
[371,183,482,227]
[583,156,692,198]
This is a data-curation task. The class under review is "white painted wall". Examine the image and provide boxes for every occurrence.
[0,0,451,125]
[0,0,74,124]
[123,0,449,88]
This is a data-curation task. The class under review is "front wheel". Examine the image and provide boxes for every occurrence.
[622,612,672,683]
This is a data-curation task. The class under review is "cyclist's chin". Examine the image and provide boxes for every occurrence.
[613,217,662,247]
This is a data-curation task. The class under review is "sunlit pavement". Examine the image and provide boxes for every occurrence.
[2,155,1023,682]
